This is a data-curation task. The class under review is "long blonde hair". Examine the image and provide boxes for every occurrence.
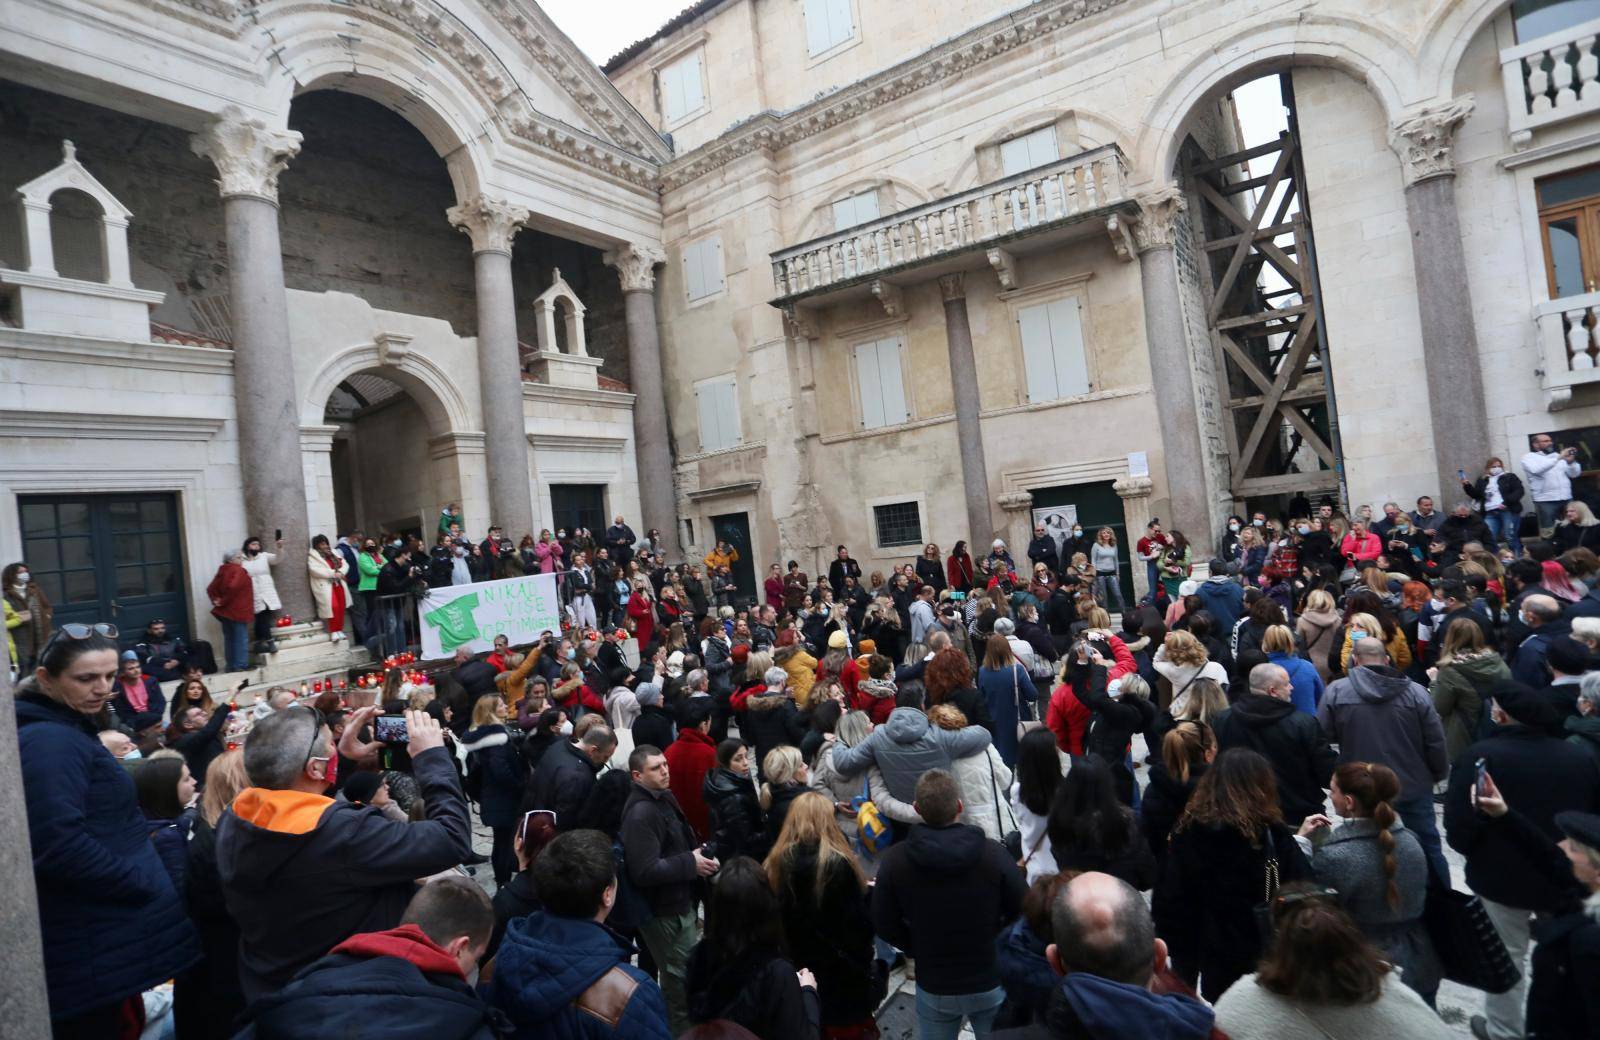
[764,790,865,902]
[1174,678,1229,726]
[201,749,250,827]
[759,745,804,810]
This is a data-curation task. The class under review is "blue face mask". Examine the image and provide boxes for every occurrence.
[122,749,142,761]
[565,648,577,660]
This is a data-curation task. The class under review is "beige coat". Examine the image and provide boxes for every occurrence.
[307,549,348,619]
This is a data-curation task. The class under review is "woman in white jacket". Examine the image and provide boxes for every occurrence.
[1009,727,1064,883]
[928,703,1016,842]
[1152,630,1229,715]
[307,535,349,642]
[241,534,283,650]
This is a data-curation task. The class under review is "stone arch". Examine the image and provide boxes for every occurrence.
[533,269,588,357]
[14,140,134,285]
[302,339,475,435]
[1134,16,1416,185]
[250,2,514,201]
[793,174,933,241]
[1417,0,1513,100]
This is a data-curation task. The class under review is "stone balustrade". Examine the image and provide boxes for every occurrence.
[1536,290,1600,407]
[1502,17,1600,146]
[771,144,1130,301]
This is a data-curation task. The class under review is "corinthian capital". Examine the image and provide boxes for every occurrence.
[447,195,530,254]
[1390,95,1475,187]
[190,107,303,203]
[1131,188,1187,254]
[603,243,666,292]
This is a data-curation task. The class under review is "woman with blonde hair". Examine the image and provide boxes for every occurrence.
[1337,612,1413,673]
[1552,499,1600,554]
[1261,624,1323,715]
[764,791,875,1035]
[927,702,1017,842]
[758,745,808,849]
[1153,629,1229,714]
[1295,588,1341,684]
[1427,620,1508,758]
[463,693,524,886]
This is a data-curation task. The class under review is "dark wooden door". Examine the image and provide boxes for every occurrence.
[710,511,757,607]
[549,484,606,543]
[1029,482,1132,597]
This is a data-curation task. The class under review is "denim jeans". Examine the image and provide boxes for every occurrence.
[1395,794,1450,887]
[1095,572,1127,613]
[1536,499,1568,532]
[1482,509,1522,557]
[914,985,1005,1040]
[220,618,249,672]
[1143,560,1161,601]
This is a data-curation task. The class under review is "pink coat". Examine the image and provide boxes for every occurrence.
[1340,532,1381,562]
[533,539,564,573]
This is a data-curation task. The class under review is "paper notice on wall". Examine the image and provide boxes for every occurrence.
[1127,451,1149,478]
[417,572,562,658]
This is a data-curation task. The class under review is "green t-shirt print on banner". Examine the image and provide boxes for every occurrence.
[423,592,482,651]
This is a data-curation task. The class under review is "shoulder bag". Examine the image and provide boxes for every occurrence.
[1251,827,1282,948]
[1015,665,1044,739]
[1424,884,1521,994]
[988,748,1021,857]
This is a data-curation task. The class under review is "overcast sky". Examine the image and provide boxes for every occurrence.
[541,0,682,65]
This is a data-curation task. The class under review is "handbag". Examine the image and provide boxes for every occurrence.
[987,748,1021,856]
[1014,665,1044,739]
[1251,828,1282,948]
[1424,884,1521,994]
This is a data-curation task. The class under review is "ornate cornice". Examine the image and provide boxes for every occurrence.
[447,194,530,254]
[659,0,1130,192]
[508,113,662,191]
[190,108,303,203]
[1131,188,1186,254]
[1390,95,1476,187]
[603,243,666,292]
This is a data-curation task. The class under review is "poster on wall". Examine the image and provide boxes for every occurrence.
[416,572,562,658]
[1032,506,1079,554]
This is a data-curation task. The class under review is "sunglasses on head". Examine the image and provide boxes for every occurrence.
[37,622,120,664]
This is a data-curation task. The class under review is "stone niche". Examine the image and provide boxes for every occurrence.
[0,140,164,340]
[524,267,602,389]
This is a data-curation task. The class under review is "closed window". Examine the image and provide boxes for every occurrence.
[1538,164,1600,299]
[873,501,923,547]
[682,235,725,302]
[695,375,740,452]
[1000,125,1059,176]
[853,336,909,429]
[659,51,707,124]
[1513,0,1600,42]
[831,190,880,231]
[805,0,856,56]
[1017,296,1090,402]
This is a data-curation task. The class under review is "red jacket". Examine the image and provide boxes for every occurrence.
[665,728,718,839]
[553,681,604,715]
[207,562,254,623]
[946,553,974,591]
[1340,531,1381,562]
[1046,683,1091,756]
[817,655,863,703]
[764,575,784,607]
[626,594,655,649]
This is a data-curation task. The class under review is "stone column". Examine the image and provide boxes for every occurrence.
[0,640,50,1035]
[605,244,683,561]
[1391,97,1491,499]
[1133,188,1212,555]
[940,273,995,546]
[1114,475,1156,599]
[996,491,1036,562]
[191,109,314,622]
[448,195,537,541]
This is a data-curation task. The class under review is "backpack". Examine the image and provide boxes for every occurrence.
[853,777,894,858]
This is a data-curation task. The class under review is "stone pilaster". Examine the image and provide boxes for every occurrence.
[997,491,1036,563]
[1132,188,1211,555]
[1390,97,1491,499]
[940,272,995,547]
[604,243,681,562]
[191,109,314,621]
[449,194,537,541]
[1114,475,1155,599]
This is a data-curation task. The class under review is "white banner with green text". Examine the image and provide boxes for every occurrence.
[416,573,562,658]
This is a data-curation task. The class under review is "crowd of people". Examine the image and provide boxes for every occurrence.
[13,450,1600,1040]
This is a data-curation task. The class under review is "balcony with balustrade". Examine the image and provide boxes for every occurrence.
[1501,17,1600,147]
[1536,290,1600,407]
[770,144,1134,309]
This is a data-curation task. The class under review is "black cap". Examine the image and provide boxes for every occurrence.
[1490,680,1558,730]
[1555,810,1600,850]
[1547,636,1591,677]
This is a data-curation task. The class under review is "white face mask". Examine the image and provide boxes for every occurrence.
[16,571,29,585]
[1252,518,1264,527]
[122,748,142,761]
[1228,522,1240,532]
[1296,526,1310,536]
[1072,528,1082,537]
[1489,466,1505,476]
[557,720,574,736]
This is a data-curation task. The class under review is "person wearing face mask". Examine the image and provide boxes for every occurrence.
[1463,457,1525,558]
[355,536,384,637]
[1219,515,1246,563]
[1057,523,1092,577]
[3,561,51,672]
[240,533,285,652]
[19,624,201,1036]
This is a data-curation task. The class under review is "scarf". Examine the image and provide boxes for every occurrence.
[121,676,149,713]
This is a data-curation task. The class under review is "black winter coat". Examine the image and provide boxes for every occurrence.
[686,943,821,1040]
[1212,694,1337,825]
[915,556,947,593]
[619,783,700,917]
[528,738,600,831]
[1463,473,1525,514]
[462,724,525,829]
[742,692,808,772]
[1049,811,1158,891]
[1139,759,1205,866]
[1444,725,1600,911]
[703,767,767,861]
[771,842,877,1026]
[1079,677,1158,805]
[761,781,808,850]
[1528,907,1600,1040]
[1154,820,1311,1002]
[633,704,677,754]
[175,816,245,1040]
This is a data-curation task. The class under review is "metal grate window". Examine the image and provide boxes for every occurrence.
[873,501,922,548]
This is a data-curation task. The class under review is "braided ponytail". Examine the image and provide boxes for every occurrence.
[1335,762,1403,909]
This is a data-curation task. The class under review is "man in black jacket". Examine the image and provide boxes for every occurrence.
[596,626,634,689]
[450,647,498,700]
[529,726,616,831]
[1212,663,1337,826]
[217,706,474,1000]
[234,876,503,1039]
[1026,524,1058,572]
[1444,682,1600,1040]
[828,545,862,597]
[605,515,636,569]
[620,745,719,1036]
[872,769,1025,1038]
